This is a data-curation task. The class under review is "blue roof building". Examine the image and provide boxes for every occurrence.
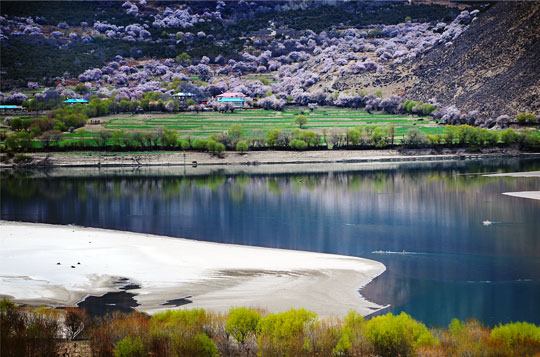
[0,105,24,113]
[63,99,89,104]
[218,97,246,108]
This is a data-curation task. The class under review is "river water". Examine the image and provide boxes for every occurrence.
[2,157,539,326]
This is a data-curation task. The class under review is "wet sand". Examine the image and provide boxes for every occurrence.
[0,221,386,317]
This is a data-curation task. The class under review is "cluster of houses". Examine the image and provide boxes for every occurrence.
[173,91,247,108]
[59,92,248,110]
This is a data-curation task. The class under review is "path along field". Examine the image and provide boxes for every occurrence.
[64,107,443,145]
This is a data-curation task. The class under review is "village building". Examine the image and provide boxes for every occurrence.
[217,92,247,108]
[0,105,25,115]
[218,97,246,108]
[173,92,195,103]
[63,99,88,104]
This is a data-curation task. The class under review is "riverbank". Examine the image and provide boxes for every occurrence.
[2,148,539,169]
[0,221,386,317]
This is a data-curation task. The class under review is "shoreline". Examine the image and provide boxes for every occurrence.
[2,149,539,169]
[0,221,386,317]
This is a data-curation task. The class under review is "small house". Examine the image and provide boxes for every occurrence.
[217,92,247,108]
[63,99,88,105]
[173,92,196,107]
[218,97,246,108]
[0,105,24,115]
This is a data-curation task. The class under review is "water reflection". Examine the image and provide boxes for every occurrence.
[1,158,540,326]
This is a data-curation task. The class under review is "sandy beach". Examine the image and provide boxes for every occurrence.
[0,221,386,317]
[2,149,539,169]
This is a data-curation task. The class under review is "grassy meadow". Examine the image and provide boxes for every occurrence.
[86,107,442,142]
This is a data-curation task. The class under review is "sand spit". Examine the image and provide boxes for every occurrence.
[484,171,540,178]
[0,221,386,317]
[502,191,540,201]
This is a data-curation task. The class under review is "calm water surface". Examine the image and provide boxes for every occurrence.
[2,158,540,326]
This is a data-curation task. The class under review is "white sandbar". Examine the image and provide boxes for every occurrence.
[484,171,540,178]
[0,221,386,317]
[502,191,540,201]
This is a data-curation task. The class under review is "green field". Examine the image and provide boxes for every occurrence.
[97,107,444,140]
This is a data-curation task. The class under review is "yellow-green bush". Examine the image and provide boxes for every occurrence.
[491,321,540,355]
[114,336,145,357]
[257,308,317,356]
[334,311,374,356]
[364,312,438,357]
[225,307,261,344]
[151,308,210,331]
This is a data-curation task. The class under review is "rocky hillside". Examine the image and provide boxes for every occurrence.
[407,2,540,119]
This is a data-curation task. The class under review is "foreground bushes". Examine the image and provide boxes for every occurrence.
[3,298,540,357]
[0,299,62,357]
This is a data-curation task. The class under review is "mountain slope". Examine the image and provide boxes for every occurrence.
[407,2,540,119]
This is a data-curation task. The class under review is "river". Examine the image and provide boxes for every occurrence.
[1,157,539,326]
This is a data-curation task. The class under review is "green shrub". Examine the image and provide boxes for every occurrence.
[448,318,465,337]
[491,322,540,354]
[258,308,317,356]
[422,103,438,115]
[151,309,209,331]
[499,128,520,146]
[236,141,249,153]
[0,300,61,357]
[159,129,178,148]
[371,126,389,147]
[367,27,382,38]
[294,114,308,128]
[226,307,261,344]
[290,139,307,150]
[364,312,438,357]
[403,100,417,113]
[214,142,226,154]
[192,139,209,151]
[516,113,537,124]
[114,336,146,357]
[180,139,191,150]
[9,117,23,131]
[206,139,217,153]
[334,311,373,355]
[4,132,33,152]
[228,124,244,142]
[169,333,218,357]
[524,133,540,150]
[266,129,282,147]
[403,128,428,147]
[194,333,218,357]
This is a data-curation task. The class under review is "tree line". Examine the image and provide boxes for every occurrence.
[2,123,540,155]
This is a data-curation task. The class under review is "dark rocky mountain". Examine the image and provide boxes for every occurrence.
[407,2,540,119]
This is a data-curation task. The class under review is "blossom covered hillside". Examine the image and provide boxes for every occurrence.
[0,1,537,126]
